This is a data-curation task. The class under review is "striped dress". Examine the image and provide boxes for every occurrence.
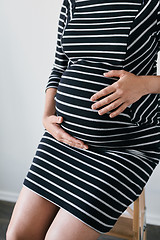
[23,0,160,234]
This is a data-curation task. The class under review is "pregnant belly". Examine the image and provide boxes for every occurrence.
[55,59,134,147]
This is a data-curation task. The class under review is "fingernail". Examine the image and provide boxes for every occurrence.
[98,110,102,115]
[90,96,95,101]
[83,145,88,149]
[103,72,106,76]
[58,117,62,122]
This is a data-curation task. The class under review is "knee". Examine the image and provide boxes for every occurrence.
[6,224,19,240]
[6,224,29,240]
[6,222,45,240]
[6,222,27,240]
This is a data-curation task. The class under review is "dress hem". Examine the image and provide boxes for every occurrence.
[22,184,110,235]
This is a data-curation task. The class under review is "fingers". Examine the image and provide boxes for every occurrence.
[90,85,115,101]
[103,70,126,78]
[90,70,130,117]
[49,115,63,124]
[97,98,124,116]
[43,115,88,150]
[55,125,88,150]
[90,70,126,101]
[91,92,119,110]
[109,102,128,118]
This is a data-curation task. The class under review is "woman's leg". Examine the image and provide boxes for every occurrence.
[6,185,60,240]
[45,208,101,240]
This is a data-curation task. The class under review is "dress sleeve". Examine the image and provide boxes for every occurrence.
[158,2,160,51]
[45,0,69,91]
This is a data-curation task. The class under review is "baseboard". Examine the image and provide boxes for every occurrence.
[146,213,160,226]
[0,191,18,202]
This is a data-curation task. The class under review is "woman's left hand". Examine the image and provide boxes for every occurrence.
[90,70,148,118]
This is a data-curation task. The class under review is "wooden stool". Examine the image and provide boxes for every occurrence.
[103,188,146,240]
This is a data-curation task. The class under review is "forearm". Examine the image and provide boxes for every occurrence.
[141,75,160,94]
[43,88,57,117]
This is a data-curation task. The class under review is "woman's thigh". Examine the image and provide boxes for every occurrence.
[45,208,101,240]
[6,185,60,240]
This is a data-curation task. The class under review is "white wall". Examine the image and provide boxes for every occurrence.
[0,0,61,199]
[0,0,160,226]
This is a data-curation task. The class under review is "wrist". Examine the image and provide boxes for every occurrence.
[139,76,151,95]
[140,75,160,95]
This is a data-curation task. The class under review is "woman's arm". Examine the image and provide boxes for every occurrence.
[45,0,69,91]
[90,70,160,118]
[43,88,57,117]
[42,0,88,150]
[141,75,160,94]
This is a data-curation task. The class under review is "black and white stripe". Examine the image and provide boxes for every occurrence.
[46,0,160,149]
[24,130,159,233]
[24,0,160,234]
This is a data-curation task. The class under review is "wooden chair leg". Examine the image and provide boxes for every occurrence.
[142,217,147,240]
[141,189,147,240]
[133,196,140,240]
[103,188,146,240]
[143,228,147,240]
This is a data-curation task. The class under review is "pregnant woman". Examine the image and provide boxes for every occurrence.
[7,0,160,239]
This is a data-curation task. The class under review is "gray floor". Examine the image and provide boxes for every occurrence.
[0,200,160,240]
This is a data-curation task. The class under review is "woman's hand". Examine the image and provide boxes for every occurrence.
[90,70,148,118]
[42,115,89,150]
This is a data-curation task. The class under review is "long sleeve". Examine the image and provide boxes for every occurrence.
[45,0,69,91]
[158,1,160,51]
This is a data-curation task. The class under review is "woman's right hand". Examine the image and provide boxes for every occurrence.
[42,114,89,150]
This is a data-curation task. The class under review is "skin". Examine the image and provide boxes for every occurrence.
[6,186,60,240]
[7,70,160,239]
[7,187,101,240]
[90,70,160,118]
[45,208,101,240]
